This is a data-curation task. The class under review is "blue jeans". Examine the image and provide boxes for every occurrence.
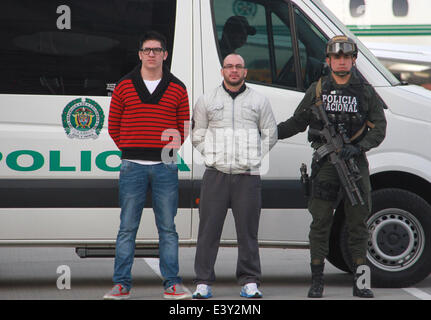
[113,160,181,290]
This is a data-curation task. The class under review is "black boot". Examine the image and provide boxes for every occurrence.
[353,264,374,298]
[308,263,324,298]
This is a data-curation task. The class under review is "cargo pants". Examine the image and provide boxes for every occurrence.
[308,155,371,264]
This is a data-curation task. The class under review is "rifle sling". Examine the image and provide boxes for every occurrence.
[349,120,375,142]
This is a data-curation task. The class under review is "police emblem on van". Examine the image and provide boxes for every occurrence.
[62,98,104,139]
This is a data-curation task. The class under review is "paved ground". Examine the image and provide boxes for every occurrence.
[0,246,430,301]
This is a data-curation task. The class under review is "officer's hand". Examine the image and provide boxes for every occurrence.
[340,144,361,160]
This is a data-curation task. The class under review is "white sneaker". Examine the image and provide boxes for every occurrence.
[192,284,213,299]
[240,283,262,298]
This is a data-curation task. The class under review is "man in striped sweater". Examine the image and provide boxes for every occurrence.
[104,31,191,300]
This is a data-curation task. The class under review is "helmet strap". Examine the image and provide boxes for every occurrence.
[333,70,350,77]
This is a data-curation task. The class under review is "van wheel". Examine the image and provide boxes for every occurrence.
[340,188,431,288]
[327,209,351,273]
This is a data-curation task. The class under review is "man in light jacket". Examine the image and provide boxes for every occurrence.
[192,53,277,299]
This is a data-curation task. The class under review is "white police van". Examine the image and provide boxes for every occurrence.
[1,0,431,288]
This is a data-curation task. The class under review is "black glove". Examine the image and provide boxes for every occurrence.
[340,144,361,160]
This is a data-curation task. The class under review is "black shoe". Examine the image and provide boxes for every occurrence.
[353,264,374,298]
[353,286,374,298]
[308,263,324,298]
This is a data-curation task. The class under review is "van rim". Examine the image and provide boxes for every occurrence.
[367,208,425,272]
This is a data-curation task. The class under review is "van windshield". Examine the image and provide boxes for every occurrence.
[311,0,401,86]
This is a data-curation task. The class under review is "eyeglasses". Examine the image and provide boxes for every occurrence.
[140,47,165,55]
[223,64,245,70]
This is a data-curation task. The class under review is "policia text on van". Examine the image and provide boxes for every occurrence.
[1,0,431,289]
[1,150,121,172]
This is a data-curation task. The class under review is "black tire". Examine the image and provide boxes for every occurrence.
[327,208,351,273]
[340,188,431,288]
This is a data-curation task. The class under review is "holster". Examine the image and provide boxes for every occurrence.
[300,163,311,197]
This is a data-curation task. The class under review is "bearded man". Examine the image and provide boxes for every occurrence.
[191,53,277,299]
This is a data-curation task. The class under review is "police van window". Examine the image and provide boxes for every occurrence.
[393,0,409,17]
[214,1,270,84]
[350,0,366,17]
[293,7,327,89]
[271,12,297,88]
[212,0,326,91]
[0,0,176,96]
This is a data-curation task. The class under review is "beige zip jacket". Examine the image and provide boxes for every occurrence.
[192,85,277,174]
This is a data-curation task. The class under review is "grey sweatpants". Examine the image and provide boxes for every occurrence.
[194,168,262,286]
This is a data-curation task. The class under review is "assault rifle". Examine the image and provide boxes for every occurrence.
[308,99,365,207]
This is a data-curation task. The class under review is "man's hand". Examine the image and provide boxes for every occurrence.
[340,144,361,160]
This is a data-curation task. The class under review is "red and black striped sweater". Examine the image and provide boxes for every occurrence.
[108,65,190,161]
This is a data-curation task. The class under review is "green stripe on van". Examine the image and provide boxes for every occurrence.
[177,154,190,171]
[347,24,431,36]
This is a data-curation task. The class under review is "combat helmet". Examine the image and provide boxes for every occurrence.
[326,35,358,58]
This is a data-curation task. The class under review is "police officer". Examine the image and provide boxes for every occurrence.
[277,36,387,298]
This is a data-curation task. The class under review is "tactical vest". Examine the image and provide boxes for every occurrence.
[308,76,368,143]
